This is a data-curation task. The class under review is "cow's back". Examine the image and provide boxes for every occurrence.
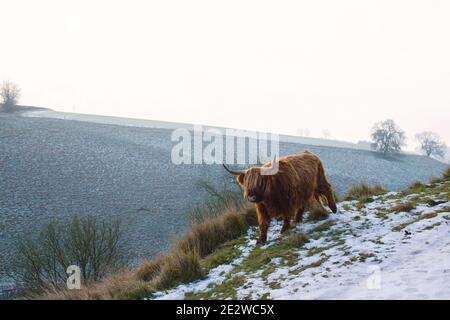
[263,151,321,217]
[278,151,321,184]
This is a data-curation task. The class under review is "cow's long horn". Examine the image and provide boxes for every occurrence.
[222,163,245,175]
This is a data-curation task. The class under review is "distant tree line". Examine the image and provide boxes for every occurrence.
[0,80,446,159]
[371,119,447,159]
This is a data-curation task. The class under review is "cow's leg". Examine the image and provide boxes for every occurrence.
[294,206,305,224]
[324,189,337,213]
[256,203,270,244]
[281,215,291,233]
[316,161,338,213]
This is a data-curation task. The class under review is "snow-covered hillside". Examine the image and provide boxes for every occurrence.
[153,180,450,300]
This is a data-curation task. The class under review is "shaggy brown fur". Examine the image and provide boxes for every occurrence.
[227,150,337,243]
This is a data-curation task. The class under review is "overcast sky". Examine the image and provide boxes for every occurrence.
[1,0,449,150]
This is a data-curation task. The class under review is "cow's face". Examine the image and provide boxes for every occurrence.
[236,167,266,203]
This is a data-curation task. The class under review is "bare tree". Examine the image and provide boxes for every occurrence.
[322,129,331,139]
[0,81,21,112]
[371,119,406,156]
[416,131,447,158]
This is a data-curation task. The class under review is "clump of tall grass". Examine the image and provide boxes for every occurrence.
[343,184,386,201]
[134,256,165,282]
[174,210,248,257]
[430,167,450,184]
[401,181,427,196]
[153,250,204,290]
[305,197,330,222]
[390,201,417,213]
[284,233,309,247]
[444,167,450,180]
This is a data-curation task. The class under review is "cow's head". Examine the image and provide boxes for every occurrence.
[223,159,277,203]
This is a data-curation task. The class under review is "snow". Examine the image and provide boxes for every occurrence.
[152,181,450,300]
[152,228,256,300]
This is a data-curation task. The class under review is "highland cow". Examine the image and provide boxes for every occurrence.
[223,150,337,243]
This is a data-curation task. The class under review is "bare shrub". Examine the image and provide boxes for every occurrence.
[12,215,127,297]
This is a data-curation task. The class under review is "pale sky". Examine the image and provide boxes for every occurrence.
[1,0,450,150]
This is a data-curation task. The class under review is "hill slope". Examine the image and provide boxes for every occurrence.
[0,111,447,286]
[153,179,450,300]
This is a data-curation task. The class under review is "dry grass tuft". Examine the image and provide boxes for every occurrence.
[285,233,309,247]
[444,167,450,180]
[242,205,258,226]
[343,184,386,201]
[154,250,204,290]
[134,256,165,282]
[174,209,248,258]
[306,208,329,222]
[391,202,416,213]
[305,197,330,222]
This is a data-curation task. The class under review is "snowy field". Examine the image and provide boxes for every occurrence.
[0,110,447,285]
[153,181,450,300]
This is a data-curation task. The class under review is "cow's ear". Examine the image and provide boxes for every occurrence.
[237,173,245,184]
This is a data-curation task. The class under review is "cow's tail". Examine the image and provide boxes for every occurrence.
[316,160,337,213]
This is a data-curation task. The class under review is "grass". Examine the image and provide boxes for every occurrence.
[305,197,331,222]
[238,244,296,274]
[390,201,417,213]
[134,256,165,282]
[306,245,334,257]
[201,237,246,270]
[306,208,329,222]
[310,220,336,234]
[46,201,257,300]
[289,258,328,275]
[444,167,450,180]
[429,167,450,184]
[343,184,386,202]
[392,212,438,232]
[284,233,309,247]
[185,274,246,300]
[45,168,450,300]
[174,209,248,257]
[401,181,427,196]
[184,173,449,299]
[188,179,244,223]
[153,250,204,290]
[422,222,441,231]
